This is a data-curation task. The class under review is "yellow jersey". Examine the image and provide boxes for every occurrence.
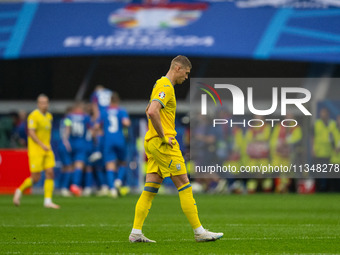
[27,109,53,155]
[145,76,177,141]
[314,119,336,158]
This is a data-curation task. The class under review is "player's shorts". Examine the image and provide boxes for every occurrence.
[28,150,55,173]
[70,140,87,163]
[58,142,72,166]
[103,140,127,163]
[144,137,187,178]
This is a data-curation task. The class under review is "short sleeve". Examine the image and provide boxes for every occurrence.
[151,83,174,108]
[27,113,37,130]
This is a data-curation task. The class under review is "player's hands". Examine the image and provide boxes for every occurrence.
[161,136,176,148]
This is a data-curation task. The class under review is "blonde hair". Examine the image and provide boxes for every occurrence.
[37,93,48,101]
[171,55,192,69]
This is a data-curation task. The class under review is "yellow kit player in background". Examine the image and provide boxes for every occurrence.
[13,94,60,209]
[129,55,223,243]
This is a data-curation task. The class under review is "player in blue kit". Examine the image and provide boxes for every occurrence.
[65,102,91,196]
[58,106,73,197]
[90,85,113,195]
[91,85,113,119]
[97,93,131,198]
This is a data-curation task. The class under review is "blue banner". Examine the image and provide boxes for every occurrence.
[0,1,339,62]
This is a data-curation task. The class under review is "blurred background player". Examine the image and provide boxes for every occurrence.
[65,102,91,196]
[96,93,131,198]
[90,85,113,194]
[82,103,98,197]
[58,106,73,197]
[91,85,113,120]
[13,94,59,209]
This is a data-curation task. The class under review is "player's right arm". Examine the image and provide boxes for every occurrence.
[28,129,50,151]
[147,101,174,148]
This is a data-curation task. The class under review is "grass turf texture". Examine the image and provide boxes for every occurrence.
[0,194,339,254]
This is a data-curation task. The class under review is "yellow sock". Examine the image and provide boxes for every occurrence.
[44,179,54,199]
[19,177,33,192]
[178,182,202,229]
[132,182,161,230]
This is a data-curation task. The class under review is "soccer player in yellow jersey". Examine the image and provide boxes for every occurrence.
[129,55,223,243]
[13,94,60,209]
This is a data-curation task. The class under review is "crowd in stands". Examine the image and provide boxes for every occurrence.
[188,107,340,193]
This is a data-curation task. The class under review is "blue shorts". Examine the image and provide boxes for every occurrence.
[58,142,72,166]
[103,140,127,163]
[70,140,87,163]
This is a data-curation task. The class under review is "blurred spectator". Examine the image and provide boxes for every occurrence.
[270,114,302,193]
[13,110,28,147]
[329,115,340,192]
[244,115,271,193]
[191,114,222,193]
[313,108,336,191]
[0,113,15,148]
[223,124,245,194]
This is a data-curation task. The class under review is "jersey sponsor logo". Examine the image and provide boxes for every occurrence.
[164,85,170,87]
[159,91,166,99]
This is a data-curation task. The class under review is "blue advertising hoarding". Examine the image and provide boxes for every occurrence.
[0,1,339,62]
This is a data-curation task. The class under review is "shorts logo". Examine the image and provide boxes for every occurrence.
[176,164,181,170]
[159,92,165,99]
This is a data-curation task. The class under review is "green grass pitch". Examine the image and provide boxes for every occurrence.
[1,193,340,254]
